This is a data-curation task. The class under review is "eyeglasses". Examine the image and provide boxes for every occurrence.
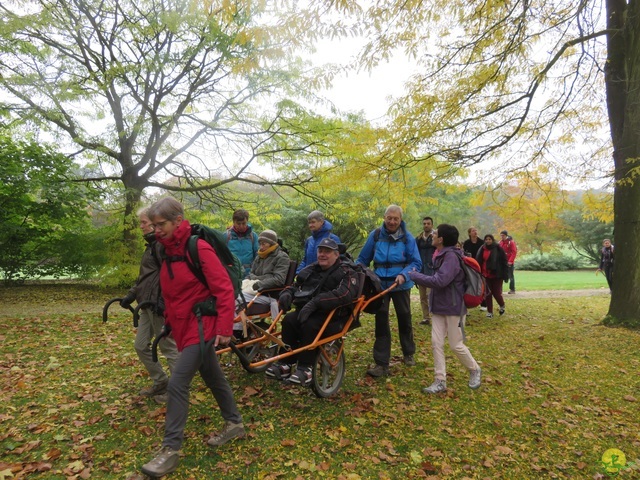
[153,220,169,228]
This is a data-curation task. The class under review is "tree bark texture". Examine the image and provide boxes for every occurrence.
[605,0,640,322]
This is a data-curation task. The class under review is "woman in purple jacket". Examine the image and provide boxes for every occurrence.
[408,224,481,394]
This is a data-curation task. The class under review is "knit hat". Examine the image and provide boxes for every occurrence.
[500,230,508,235]
[258,230,278,246]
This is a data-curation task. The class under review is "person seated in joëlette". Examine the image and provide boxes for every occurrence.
[266,238,360,386]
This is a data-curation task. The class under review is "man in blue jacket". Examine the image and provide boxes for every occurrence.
[357,205,421,377]
[226,208,259,278]
[296,210,341,273]
[409,224,482,393]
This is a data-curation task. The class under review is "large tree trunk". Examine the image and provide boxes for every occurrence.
[122,168,144,260]
[604,0,640,323]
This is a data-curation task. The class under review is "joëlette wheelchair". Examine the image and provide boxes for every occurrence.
[217,259,298,372]
[223,274,396,398]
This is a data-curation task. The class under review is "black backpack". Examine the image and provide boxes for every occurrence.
[185,224,243,297]
[341,258,383,314]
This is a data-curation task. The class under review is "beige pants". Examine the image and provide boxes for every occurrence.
[417,285,431,320]
[430,314,479,381]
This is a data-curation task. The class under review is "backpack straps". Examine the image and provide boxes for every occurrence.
[185,236,208,288]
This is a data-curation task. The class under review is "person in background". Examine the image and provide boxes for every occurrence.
[266,238,360,385]
[296,210,341,273]
[226,208,259,278]
[463,227,483,259]
[596,238,614,293]
[409,224,482,394]
[499,230,518,294]
[415,216,436,326]
[120,207,179,404]
[357,205,421,377]
[141,198,244,478]
[476,234,509,318]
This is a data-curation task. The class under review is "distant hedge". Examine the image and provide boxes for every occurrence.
[517,254,580,271]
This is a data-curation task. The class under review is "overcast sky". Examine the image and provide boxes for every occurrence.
[312,38,417,123]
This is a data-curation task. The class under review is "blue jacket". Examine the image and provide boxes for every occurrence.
[226,224,259,277]
[356,221,421,291]
[408,246,467,316]
[296,220,341,273]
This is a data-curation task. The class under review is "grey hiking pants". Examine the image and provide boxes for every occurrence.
[162,343,242,451]
[134,309,179,385]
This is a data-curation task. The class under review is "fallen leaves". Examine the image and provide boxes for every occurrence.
[1,288,636,479]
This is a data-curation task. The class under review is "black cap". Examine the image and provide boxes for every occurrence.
[317,238,339,251]
[500,230,508,235]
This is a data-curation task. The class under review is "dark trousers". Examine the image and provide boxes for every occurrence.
[373,289,415,366]
[507,264,516,291]
[281,309,345,367]
[485,277,505,314]
[604,265,613,291]
[163,344,242,451]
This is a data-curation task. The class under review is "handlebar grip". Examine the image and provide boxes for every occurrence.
[132,301,156,328]
[101,298,135,323]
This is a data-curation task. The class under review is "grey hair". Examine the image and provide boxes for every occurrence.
[148,197,184,222]
[384,204,403,217]
[136,206,150,218]
[307,210,325,222]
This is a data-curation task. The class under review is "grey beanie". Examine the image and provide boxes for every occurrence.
[258,230,278,246]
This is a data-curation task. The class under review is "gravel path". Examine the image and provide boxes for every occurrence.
[411,288,610,302]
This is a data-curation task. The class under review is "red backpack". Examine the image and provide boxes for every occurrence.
[457,255,486,308]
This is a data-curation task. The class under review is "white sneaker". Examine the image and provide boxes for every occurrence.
[423,379,447,394]
[469,368,482,390]
[479,306,487,311]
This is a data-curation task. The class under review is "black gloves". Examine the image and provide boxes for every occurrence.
[252,281,262,291]
[297,301,316,325]
[120,291,136,309]
[155,296,166,317]
[278,291,292,312]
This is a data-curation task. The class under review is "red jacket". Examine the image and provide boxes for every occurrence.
[499,237,518,264]
[157,219,235,351]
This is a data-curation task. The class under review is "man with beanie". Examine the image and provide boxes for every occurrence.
[499,230,518,294]
[296,210,341,273]
[226,208,259,278]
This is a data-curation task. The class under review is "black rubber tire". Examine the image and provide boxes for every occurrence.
[311,339,345,398]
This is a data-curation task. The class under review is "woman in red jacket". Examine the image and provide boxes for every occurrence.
[141,197,244,478]
[476,234,509,318]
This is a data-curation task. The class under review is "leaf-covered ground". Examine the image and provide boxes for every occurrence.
[1,285,638,479]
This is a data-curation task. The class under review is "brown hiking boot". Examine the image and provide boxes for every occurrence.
[139,380,168,397]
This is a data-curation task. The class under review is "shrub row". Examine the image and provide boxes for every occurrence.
[516,254,580,271]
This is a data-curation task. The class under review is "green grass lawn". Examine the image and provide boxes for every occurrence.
[0,284,636,479]
[515,269,609,290]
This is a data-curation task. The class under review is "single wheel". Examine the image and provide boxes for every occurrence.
[240,321,278,373]
[311,339,345,398]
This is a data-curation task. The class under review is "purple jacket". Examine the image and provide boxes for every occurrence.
[408,246,467,316]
